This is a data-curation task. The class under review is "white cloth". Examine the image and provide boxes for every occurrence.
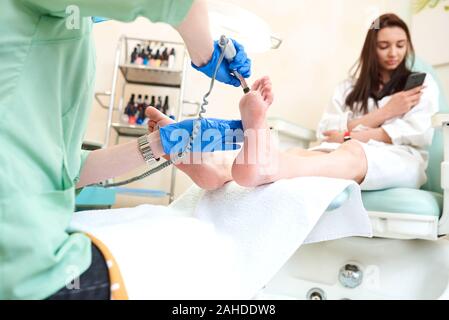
[312,74,439,190]
[69,177,372,300]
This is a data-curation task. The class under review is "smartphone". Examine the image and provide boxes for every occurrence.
[403,72,427,91]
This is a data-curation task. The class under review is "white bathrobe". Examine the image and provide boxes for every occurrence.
[310,73,439,190]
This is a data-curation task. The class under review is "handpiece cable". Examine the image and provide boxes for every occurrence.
[92,38,230,188]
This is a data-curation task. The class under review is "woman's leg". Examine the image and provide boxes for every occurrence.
[287,147,327,157]
[231,78,368,187]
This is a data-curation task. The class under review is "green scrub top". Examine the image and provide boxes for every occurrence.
[0,0,193,300]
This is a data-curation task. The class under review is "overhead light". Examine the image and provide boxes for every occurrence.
[207,0,282,53]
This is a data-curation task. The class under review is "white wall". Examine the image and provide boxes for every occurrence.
[84,0,419,208]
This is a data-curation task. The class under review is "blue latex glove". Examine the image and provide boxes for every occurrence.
[159,118,244,155]
[192,39,251,87]
[92,17,109,23]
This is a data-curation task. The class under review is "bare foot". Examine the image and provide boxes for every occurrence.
[238,76,273,130]
[231,77,279,187]
[145,107,233,190]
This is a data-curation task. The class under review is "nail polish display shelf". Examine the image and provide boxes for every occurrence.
[98,35,195,204]
[119,64,183,87]
[111,122,148,138]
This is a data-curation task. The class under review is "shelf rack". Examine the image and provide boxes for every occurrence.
[96,35,200,204]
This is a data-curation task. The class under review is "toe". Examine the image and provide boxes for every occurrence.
[251,79,262,91]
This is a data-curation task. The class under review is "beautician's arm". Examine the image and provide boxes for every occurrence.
[23,0,214,67]
[76,132,165,188]
[175,0,214,67]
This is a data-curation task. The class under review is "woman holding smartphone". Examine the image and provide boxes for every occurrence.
[304,13,440,190]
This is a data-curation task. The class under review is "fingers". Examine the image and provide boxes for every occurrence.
[322,130,339,136]
[409,90,423,99]
[406,91,423,109]
[409,91,424,103]
[229,76,241,87]
[405,85,425,96]
[231,38,244,51]
[232,55,251,78]
[229,41,251,78]
[409,95,422,106]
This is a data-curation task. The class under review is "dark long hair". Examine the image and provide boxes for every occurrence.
[345,14,415,114]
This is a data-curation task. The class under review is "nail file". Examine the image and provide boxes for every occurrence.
[218,36,250,94]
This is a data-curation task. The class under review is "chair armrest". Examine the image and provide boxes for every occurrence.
[432,113,449,128]
[438,114,449,235]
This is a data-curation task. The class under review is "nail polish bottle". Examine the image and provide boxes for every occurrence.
[149,42,158,67]
[128,96,137,124]
[128,115,136,125]
[124,94,135,116]
[159,42,166,56]
[168,48,176,68]
[156,96,162,111]
[162,96,169,115]
[154,49,161,67]
[123,94,135,123]
[150,51,157,67]
[128,95,139,124]
[134,44,143,65]
[143,49,150,66]
[142,95,150,125]
[137,95,149,125]
[150,96,156,108]
[161,48,169,67]
[131,48,138,64]
[135,52,143,65]
[136,93,143,115]
[146,45,152,66]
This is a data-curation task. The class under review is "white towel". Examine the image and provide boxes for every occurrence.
[69,177,372,299]
[192,177,372,298]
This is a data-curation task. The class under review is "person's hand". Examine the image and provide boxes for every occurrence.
[191,39,251,87]
[383,85,425,119]
[323,130,344,143]
[158,118,244,156]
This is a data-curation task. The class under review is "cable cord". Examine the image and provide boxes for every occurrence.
[91,40,229,188]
